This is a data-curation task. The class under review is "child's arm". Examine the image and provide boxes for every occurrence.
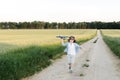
[75,43,81,48]
[61,39,67,46]
[76,43,83,50]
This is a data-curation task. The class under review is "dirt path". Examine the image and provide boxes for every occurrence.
[22,30,120,80]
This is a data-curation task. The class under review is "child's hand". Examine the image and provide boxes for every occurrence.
[61,39,64,42]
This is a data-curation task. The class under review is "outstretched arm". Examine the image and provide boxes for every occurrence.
[75,43,84,51]
[61,39,67,46]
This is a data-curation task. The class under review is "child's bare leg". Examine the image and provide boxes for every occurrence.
[68,63,71,69]
[68,63,73,73]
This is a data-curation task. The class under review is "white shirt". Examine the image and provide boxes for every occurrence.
[67,43,76,55]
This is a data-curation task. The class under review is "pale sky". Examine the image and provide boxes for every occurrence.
[0,0,120,22]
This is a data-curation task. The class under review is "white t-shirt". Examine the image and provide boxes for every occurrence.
[67,43,76,55]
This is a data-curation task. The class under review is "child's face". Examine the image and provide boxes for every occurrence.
[70,39,74,43]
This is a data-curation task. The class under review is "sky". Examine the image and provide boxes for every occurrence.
[0,0,120,22]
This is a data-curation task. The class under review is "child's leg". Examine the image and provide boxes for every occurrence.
[68,63,71,69]
[70,55,76,71]
[67,54,76,72]
[67,54,72,70]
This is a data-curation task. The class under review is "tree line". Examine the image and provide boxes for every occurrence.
[0,21,120,29]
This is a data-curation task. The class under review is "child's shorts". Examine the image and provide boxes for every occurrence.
[67,54,76,64]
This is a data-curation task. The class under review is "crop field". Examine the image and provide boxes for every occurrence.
[0,29,97,80]
[101,29,120,58]
[0,29,96,54]
[101,30,120,37]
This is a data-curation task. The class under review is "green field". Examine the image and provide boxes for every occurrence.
[102,29,120,58]
[0,29,97,80]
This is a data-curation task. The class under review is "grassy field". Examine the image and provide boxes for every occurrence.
[0,29,97,80]
[0,29,96,54]
[101,30,120,37]
[101,29,120,58]
[0,29,96,45]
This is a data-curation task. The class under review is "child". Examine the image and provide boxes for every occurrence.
[61,36,81,73]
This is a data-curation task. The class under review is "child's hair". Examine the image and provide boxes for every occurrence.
[68,36,76,42]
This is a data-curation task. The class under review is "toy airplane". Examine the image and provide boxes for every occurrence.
[56,35,68,40]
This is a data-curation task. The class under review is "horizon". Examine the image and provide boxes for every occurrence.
[0,21,120,23]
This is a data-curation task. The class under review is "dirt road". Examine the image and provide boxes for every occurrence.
[22,30,120,80]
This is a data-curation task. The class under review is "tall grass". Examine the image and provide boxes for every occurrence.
[0,43,18,54]
[103,36,120,57]
[101,30,120,58]
[0,44,64,80]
